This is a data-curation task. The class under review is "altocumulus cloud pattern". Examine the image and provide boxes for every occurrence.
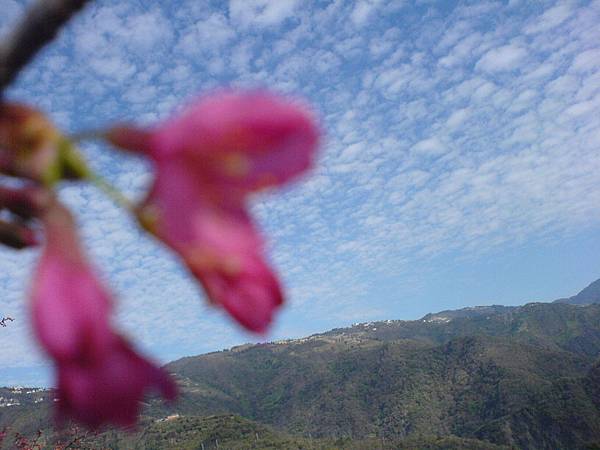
[1,0,600,386]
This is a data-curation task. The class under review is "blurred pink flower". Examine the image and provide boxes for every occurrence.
[57,336,176,428]
[108,91,320,332]
[31,201,113,365]
[31,199,176,428]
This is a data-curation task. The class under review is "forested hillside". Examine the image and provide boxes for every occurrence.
[2,279,600,449]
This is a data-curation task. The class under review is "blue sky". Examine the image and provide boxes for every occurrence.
[1,0,600,386]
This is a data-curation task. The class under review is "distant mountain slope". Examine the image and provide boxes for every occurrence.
[3,278,600,449]
[555,278,600,305]
[157,301,600,449]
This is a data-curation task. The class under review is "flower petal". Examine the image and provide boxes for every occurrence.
[31,198,176,428]
[57,336,177,429]
[198,257,283,333]
[110,91,320,193]
[141,158,282,332]
[31,201,112,363]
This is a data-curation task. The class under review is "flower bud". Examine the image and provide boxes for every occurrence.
[0,103,89,184]
[0,219,38,249]
[0,184,51,219]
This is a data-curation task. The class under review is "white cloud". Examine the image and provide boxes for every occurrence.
[229,0,299,27]
[438,32,484,68]
[476,44,528,72]
[571,48,600,73]
[523,60,557,81]
[350,0,381,26]
[374,66,411,96]
[564,96,599,117]
[177,13,235,55]
[446,108,470,129]
[121,11,174,53]
[525,3,573,34]
[412,136,445,156]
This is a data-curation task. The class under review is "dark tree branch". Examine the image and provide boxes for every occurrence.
[0,0,92,96]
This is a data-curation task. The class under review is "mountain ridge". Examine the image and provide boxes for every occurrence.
[2,277,600,449]
[554,278,600,305]
[154,277,600,449]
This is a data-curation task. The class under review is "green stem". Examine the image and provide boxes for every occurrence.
[87,172,134,211]
[66,132,133,211]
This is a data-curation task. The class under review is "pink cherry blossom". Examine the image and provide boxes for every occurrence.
[31,201,113,365]
[56,336,176,429]
[108,91,320,332]
[31,198,176,428]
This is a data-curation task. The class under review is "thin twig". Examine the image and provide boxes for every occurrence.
[0,0,92,96]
